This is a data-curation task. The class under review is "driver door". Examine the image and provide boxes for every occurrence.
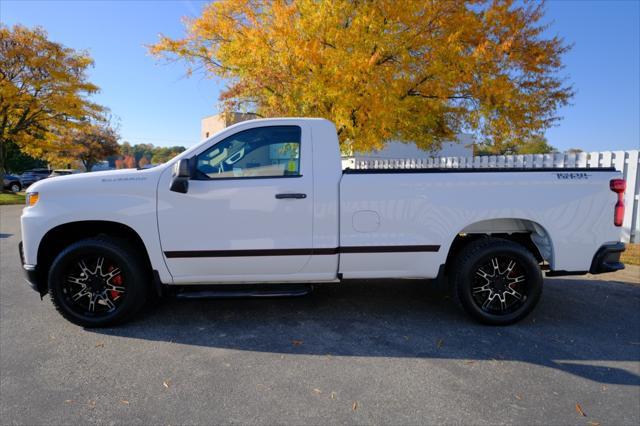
[157,124,314,284]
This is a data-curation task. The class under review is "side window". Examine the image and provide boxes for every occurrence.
[195,126,301,179]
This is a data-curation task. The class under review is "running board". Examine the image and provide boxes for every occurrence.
[172,284,313,299]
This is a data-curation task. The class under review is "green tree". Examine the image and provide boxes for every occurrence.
[475,134,555,155]
[132,143,154,167]
[119,141,134,157]
[59,118,120,171]
[3,139,47,173]
[151,146,186,164]
[113,143,186,167]
[138,155,150,168]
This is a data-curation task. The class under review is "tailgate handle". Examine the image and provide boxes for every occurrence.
[275,193,307,199]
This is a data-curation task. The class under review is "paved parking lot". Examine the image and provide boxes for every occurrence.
[1,205,639,425]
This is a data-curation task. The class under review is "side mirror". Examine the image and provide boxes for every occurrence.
[170,158,191,193]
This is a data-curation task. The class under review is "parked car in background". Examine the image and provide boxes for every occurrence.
[49,169,81,177]
[20,168,52,187]
[3,174,23,193]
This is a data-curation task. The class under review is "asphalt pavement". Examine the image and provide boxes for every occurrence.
[1,205,639,425]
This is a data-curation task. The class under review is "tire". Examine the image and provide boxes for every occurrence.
[48,237,148,327]
[10,182,21,193]
[451,237,543,325]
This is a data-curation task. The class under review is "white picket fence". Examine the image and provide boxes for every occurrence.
[343,150,640,243]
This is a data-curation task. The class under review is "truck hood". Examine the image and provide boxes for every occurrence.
[27,167,165,195]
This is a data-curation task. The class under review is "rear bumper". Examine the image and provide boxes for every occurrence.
[546,242,625,277]
[19,241,41,294]
[589,242,625,274]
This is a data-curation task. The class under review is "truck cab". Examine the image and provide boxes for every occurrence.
[157,119,342,284]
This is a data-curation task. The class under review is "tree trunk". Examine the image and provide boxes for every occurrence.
[0,139,7,191]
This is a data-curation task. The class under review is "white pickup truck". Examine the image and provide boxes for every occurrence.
[20,118,627,327]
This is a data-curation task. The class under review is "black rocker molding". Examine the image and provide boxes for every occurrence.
[164,244,440,258]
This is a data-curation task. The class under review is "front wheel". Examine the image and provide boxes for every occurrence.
[10,182,21,193]
[48,237,148,327]
[451,237,543,325]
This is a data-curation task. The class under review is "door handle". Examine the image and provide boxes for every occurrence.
[275,193,307,199]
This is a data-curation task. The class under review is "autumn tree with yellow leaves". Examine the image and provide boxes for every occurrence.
[58,117,121,171]
[0,25,105,177]
[151,0,572,153]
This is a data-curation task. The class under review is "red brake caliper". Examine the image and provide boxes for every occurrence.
[108,265,124,300]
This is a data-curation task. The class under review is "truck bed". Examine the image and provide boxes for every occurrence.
[338,167,621,279]
[343,167,616,174]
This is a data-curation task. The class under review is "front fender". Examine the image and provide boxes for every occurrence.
[20,167,173,284]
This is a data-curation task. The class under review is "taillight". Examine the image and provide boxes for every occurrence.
[609,179,626,227]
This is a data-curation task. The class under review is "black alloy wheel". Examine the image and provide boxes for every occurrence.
[471,255,528,314]
[451,237,543,325]
[48,237,147,327]
[61,255,127,316]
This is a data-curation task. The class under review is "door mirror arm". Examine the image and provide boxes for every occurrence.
[170,158,192,193]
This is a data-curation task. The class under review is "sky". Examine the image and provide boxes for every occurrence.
[1,0,639,152]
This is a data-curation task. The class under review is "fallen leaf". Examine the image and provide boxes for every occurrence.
[87,400,96,409]
[575,403,586,417]
[292,339,303,346]
[163,380,170,389]
[95,342,104,348]
[120,400,129,405]
[64,400,74,404]
[330,392,336,400]
[352,401,358,411]
[587,422,600,426]
[464,360,475,365]
[313,388,322,394]
[515,394,522,400]
[601,385,607,391]
[436,339,444,349]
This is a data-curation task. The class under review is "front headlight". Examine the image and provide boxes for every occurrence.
[25,192,39,207]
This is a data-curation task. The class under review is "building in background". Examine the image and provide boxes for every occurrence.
[201,112,473,159]
[201,112,258,140]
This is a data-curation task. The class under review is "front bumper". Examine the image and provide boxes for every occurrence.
[589,242,625,274]
[19,241,41,294]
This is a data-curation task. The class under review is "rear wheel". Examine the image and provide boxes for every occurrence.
[48,237,148,327]
[451,237,543,325]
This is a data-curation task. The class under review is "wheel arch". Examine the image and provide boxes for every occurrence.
[36,220,153,293]
[444,218,554,273]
